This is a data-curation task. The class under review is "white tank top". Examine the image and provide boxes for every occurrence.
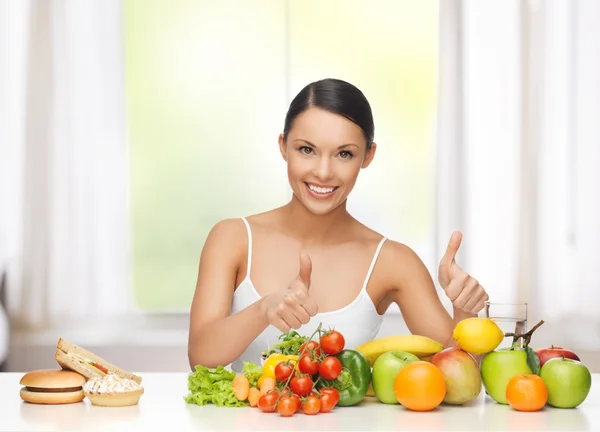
[230,217,386,372]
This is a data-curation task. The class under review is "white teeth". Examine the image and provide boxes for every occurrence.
[308,184,335,194]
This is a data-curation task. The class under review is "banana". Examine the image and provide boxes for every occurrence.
[356,335,444,366]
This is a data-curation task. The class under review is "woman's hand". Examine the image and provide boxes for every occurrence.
[261,253,319,332]
[438,232,489,314]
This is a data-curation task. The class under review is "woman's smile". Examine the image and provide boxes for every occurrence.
[304,182,339,199]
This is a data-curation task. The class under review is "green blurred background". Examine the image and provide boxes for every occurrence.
[123,0,439,311]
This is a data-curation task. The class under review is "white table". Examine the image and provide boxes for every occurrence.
[1,372,598,431]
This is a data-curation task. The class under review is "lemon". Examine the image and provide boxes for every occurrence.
[452,317,505,354]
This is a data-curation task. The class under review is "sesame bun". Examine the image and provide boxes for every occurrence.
[20,369,86,405]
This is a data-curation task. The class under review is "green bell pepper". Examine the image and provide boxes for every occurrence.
[318,349,372,406]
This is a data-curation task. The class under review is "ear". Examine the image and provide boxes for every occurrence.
[361,142,377,168]
[278,133,288,161]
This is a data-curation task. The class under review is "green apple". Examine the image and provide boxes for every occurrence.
[372,351,420,404]
[539,357,592,408]
[480,348,534,404]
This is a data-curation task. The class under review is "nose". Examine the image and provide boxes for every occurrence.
[313,157,333,181]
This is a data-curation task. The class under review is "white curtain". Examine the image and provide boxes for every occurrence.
[436,0,600,345]
[0,0,131,329]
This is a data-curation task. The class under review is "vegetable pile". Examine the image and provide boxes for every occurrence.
[185,324,372,417]
[255,325,371,416]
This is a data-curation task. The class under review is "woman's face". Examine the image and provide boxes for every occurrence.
[279,107,376,216]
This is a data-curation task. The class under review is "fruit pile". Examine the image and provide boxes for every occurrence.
[356,317,592,412]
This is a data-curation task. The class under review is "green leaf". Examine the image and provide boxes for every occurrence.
[525,346,540,375]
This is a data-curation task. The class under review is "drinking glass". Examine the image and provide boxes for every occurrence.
[484,302,528,348]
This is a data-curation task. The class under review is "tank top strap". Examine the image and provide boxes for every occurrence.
[360,236,388,292]
[240,217,253,279]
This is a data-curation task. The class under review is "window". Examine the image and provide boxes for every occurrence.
[124,0,439,311]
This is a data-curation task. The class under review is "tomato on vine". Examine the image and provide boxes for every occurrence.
[300,340,321,357]
[320,330,345,355]
[301,395,321,415]
[318,356,342,380]
[277,394,300,417]
[258,391,279,412]
[274,361,295,382]
[319,387,340,405]
[298,353,320,375]
[290,375,313,396]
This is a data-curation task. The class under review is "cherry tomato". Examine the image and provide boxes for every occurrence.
[274,361,295,382]
[320,330,345,355]
[258,391,279,413]
[290,394,301,412]
[290,375,313,396]
[298,353,320,375]
[319,387,340,406]
[301,395,321,415]
[319,356,342,380]
[319,393,337,412]
[277,395,299,417]
[300,340,321,357]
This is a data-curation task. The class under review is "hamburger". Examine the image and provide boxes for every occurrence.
[54,338,142,384]
[20,369,86,404]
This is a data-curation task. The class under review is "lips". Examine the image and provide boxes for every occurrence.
[304,182,339,199]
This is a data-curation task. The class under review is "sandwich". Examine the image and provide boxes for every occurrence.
[54,338,142,384]
[20,369,86,405]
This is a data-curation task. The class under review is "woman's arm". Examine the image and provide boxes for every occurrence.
[187,219,269,370]
[383,239,487,348]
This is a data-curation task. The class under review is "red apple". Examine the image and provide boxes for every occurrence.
[430,347,482,405]
[535,345,580,367]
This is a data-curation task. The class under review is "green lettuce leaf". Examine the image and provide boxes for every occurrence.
[241,361,262,388]
[184,364,248,407]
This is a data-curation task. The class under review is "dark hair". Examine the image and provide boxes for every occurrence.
[282,78,375,150]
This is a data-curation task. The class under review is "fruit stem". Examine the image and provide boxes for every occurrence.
[505,319,544,347]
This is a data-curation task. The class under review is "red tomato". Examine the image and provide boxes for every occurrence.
[290,375,313,396]
[258,391,279,413]
[320,330,345,355]
[320,387,340,405]
[274,361,295,382]
[298,353,320,375]
[301,395,321,415]
[277,395,299,417]
[319,393,337,413]
[290,394,301,412]
[300,340,321,357]
[319,356,342,380]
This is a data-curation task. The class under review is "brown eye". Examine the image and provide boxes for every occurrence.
[339,151,353,159]
[299,146,313,155]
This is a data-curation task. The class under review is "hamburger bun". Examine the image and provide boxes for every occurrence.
[20,369,86,405]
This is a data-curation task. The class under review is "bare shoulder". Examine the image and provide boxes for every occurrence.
[201,217,248,263]
[206,217,247,244]
[377,238,433,289]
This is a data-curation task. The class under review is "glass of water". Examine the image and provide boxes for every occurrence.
[484,302,528,348]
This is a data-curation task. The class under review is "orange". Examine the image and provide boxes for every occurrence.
[393,361,446,411]
[506,374,548,412]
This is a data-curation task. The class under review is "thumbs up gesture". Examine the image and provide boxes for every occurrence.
[438,232,489,314]
[263,253,319,332]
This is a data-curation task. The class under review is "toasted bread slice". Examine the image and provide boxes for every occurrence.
[54,338,142,384]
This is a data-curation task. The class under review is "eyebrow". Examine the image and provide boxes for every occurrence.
[293,139,360,149]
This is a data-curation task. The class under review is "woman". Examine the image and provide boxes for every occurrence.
[188,78,489,372]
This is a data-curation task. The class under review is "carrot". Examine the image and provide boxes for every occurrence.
[248,387,261,407]
[232,375,250,401]
[259,376,276,394]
